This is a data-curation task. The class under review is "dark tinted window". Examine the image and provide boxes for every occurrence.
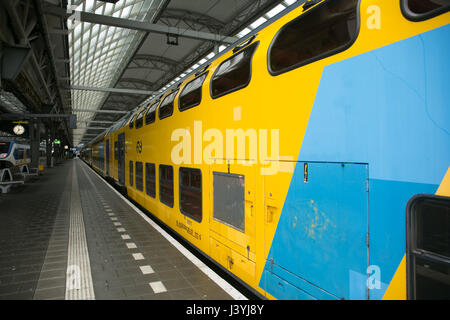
[145,100,159,125]
[414,257,450,300]
[179,168,202,222]
[114,141,118,160]
[416,201,450,258]
[135,161,143,191]
[211,42,258,99]
[145,163,156,198]
[179,72,208,111]
[129,113,137,129]
[269,0,359,75]
[14,148,24,160]
[159,91,178,120]
[129,161,133,186]
[0,142,10,154]
[159,165,174,207]
[135,109,146,129]
[407,196,450,300]
[404,0,450,14]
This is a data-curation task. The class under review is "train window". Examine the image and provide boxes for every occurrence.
[14,148,24,160]
[135,161,143,191]
[159,165,174,207]
[145,100,159,125]
[129,161,133,186]
[179,168,202,222]
[268,0,359,75]
[135,109,146,129]
[114,141,118,160]
[213,172,245,232]
[129,113,138,129]
[211,42,258,99]
[159,90,178,120]
[401,0,450,21]
[406,195,450,299]
[179,72,208,111]
[145,163,156,198]
[0,142,10,154]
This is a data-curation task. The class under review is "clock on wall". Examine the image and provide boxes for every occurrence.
[13,124,25,135]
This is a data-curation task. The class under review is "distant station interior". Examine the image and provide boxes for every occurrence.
[0,0,449,301]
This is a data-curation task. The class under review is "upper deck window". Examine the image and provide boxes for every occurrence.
[135,108,146,129]
[145,100,159,125]
[159,90,178,120]
[129,113,138,129]
[401,0,450,21]
[268,0,359,75]
[211,42,259,99]
[179,72,208,111]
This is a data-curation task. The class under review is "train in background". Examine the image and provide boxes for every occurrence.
[82,0,450,299]
[0,140,46,182]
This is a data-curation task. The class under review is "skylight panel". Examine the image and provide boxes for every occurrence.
[283,0,297,6]
[266,4,286,18]
[250,17,267,29]
[237,28,251,38]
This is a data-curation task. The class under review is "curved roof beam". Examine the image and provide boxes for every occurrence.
[128,54,179,72]
[116,78,155,90]
[158,8,226,33]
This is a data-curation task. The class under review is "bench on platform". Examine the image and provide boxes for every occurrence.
[0,180,25,193]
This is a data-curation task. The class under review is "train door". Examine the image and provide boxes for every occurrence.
[208,161,257,285]
[263,162,369,300]
[118,133,125,186]
[105,139,110,176]
[406,195,450,300]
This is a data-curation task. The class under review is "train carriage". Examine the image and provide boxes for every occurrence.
[84,0,450,300]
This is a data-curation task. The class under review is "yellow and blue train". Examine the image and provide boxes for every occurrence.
[83,0,450,300]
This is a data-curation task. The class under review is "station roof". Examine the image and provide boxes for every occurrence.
[0,0,302,146]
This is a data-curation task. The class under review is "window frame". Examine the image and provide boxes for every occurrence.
[135,108,146,129]
[159,164,174,208]
[178,71,209,112]
[400,0,450,22]
[267,0,361,76]
[212,172,246,232]
[129,160,133,186]
[406,194,450,300]
[210,41,260,99]
[135,161,144,191]
[145,100,160,125]
[145,163,156,198]
[158,90,179,120]
[179,167,203,223]
[129,112,138,129]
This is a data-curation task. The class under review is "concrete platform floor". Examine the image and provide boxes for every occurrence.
[0,159,246,300]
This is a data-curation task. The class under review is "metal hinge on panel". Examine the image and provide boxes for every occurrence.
[269,258,274,273]
[365,180,370,192]
[366,233,370,248]
[227,256,234,269]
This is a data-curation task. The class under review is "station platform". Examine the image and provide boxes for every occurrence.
[0,159,246,300]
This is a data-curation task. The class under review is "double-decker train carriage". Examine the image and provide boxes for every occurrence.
[0,141,31,180]
[83,0,450,300]
[0,140,47,181]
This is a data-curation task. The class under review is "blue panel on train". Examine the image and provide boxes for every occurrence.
[292,25,449,299]
[263,162,368,300]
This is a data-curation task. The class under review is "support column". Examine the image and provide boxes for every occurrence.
[29,120,40,169]
[46,124,53,167]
